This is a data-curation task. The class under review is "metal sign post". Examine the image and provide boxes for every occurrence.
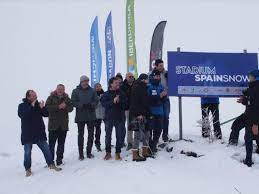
[177,47,183,140]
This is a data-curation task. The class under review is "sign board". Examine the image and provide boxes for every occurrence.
[168,51,258,97]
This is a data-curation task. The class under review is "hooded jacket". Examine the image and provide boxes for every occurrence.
[147,77,165,116]
[130,79,150,118]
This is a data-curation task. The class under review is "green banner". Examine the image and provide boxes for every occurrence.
[126,0,138,78]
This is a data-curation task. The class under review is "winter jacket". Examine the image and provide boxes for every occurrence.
[101,89,127,121]
[201,97,220,105]
[18,99,49,145]
[130,80,150,118]
[121,79,134,110]
[148,69,168,89]
[95,90,105,120]
[45,91,73,131]
[147,79,165,116]
[71,85,98,123]
[242,80,259,125]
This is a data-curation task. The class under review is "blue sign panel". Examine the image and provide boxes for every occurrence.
[168,51,258,97]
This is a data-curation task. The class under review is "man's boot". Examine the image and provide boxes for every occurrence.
[142,146,153,158]
[115,153,122,161]
[104,152,112,160]
[79,147,84,161]
[132,150,146,162]
[96,144,102,152]
[25,169,32,177]
[49,164,62,171]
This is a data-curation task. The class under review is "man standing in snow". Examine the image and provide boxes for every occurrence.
[121,72,135,150]
[45,84,73,166]
[130,73,152,161]
[200,97,222,139]
[101,77,127,161]
[150,59,171,142]
[71,75,99,160]
[147,69,167,153]
[18,90,61,177]
[237,70,259,167]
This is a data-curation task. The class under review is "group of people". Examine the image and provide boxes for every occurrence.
[18,58,259,177]
[18,59,171,177]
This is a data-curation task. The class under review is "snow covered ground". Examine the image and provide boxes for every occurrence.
[1,0,259,194]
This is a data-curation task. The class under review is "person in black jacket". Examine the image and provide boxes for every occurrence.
[18,90,61,177]
[101,77,127,161]
[121,72,135,150]
[71,75,99,160]
[129,74,152,162]
[237,70,259,167]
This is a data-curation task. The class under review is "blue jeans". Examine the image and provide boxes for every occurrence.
[24,140,54,170]
[104,120,124,153]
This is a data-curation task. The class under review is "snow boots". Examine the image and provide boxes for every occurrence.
[243,159,254,167]
[132,150,146,162]
[49,164,62,171]
[25,169,32,177]
[104,152,112,160]
[115,153,122,161]
[96,145,102,152]
[142,146,153,158]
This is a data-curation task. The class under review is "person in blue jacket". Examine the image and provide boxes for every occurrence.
[201,97,222,139]
[147,69,167,153]
[18,90,61,177]
[101,77,128,161]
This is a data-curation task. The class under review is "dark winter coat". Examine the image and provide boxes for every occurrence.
[18,99,49,145]
[71,85,98,123]
[242,80,259,125]
[130,80,150,118]
[45,92,73,131]
[101,89,127,121]
[121,79,134,110]
[147,78,165,116]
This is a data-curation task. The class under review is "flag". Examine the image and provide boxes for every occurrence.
[149,21,167,71]
[90,16,102,87]
[105,11,115,84]
[126,0,138,78]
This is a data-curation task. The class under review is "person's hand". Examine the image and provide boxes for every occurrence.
[31,100,37,107]
[160,90,167,98]
[137,115,144,121]
[252,124,259,136]
[237,96,244,103]
[39,100,45,109]
[113,95,120,104]
[59,102,66,109]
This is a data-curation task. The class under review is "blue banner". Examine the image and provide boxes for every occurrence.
[90,16,102,87]
[168,51,258,97]
[105,11,115,84]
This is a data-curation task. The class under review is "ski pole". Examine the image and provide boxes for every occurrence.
[220,117,238,126]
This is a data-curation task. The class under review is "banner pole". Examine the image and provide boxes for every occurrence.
[177,47,183,140]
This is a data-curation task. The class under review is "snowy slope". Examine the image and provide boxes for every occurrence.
[0,0,259,194]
